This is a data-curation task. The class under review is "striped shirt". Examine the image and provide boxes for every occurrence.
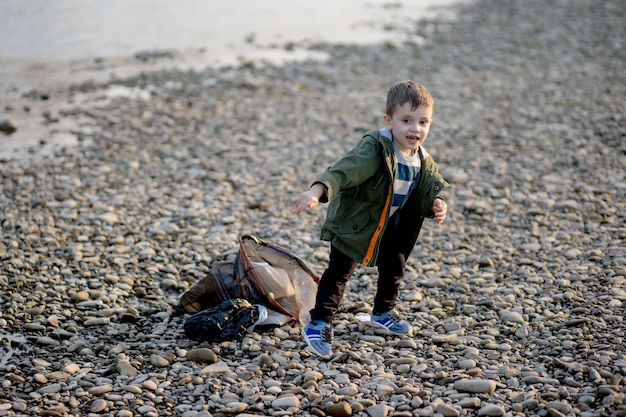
[389,141,421,217]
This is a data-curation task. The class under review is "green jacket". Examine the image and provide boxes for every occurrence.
[315,128,449,266]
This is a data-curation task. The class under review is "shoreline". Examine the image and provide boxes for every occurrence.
[0,0,625,416]
[0,0,467,161]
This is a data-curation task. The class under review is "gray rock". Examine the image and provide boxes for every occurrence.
[186,348,218,363]
[0,119,18,134]
[454,379,497,394]
[477,404,506,416]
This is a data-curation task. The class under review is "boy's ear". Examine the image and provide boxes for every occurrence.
[383,114,391,126]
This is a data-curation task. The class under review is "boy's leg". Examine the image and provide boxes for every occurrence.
[373,248,405,313]
[310,245,358,323]
[303,245,357,358]
[370,223,412,335]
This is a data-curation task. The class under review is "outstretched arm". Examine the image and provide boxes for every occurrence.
[295,183,326,214]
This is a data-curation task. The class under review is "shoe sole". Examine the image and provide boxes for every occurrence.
[301,328,332,359]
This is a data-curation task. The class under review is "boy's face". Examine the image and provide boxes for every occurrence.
[384,102,433,155]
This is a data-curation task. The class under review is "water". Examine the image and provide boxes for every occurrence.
[2,0,467,62]
[0,0,469,159]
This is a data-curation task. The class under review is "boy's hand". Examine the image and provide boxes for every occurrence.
[295,184,325,214]
[432,198,447,224]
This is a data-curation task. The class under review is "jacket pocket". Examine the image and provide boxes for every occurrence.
[337,210,371,235]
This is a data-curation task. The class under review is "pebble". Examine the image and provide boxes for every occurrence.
[326,401,352,417]
[0,118,18,134]
[271,395,300,409]
[454,379,497,394]
[149,353,170,367]
[88,385,114,395]
[186,348,218,363]
[116,360,139,376]
[0,1,623,417]
[366,404,389,417]
[437,403,460,417]
[91,398,108,413]
[477,404,506,416]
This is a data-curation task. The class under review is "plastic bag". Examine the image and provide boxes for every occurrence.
[250,261,295,299]
[183,299,259,343]
[177,235,318,323]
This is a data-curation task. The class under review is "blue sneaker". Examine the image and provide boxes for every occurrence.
[370,310,412,335]
[301,320,333,358]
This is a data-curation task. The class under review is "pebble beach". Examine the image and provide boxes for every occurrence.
[1,0,625,416]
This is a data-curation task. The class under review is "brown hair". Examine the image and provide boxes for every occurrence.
[385,80,434,117]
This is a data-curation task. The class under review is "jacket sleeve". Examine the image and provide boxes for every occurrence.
[421,156,450,218]
[314,136,383,203]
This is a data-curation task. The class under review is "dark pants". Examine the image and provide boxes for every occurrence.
[309,216,408,323]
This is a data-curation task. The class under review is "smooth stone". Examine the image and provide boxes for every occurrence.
[304,371,324,382]
[564,248,582,259]
[266,386,282,395]
[397,364,411,373]
[84,317,110,326]
[477,404,505,416]
[116,361,139,376]
[150,353,170,367]
[122,384,143,394]
[87,385,114,395]
[46,371,71,381]
[396,339,418,349]
[524,376,560,385]
[366,404,389,417]
[38,384,62,394]
[186,348,218,363]
[326,401,352,417]
[454,379,497,393]
[224,402,248,413]
[432,334,458,343]
[137,405,158,414]
[33,373,48,383]
[437,403,461,417]
[458,359,476,369]
[500,311,525,324]
[36,336,60,346]
[41,405,69,415]
[90,398,108,412]
[351,402,365,413]
[0,119,18,134]
[545,401,573,414]
[376,384,394,397]
[143,380,158,391]
[271,395,300,409]
[201,362,230,374]
[458,398,481,408]
[62,363,80,375]
[12,402,27,412]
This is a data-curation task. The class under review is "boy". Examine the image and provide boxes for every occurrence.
[295,80,449,358]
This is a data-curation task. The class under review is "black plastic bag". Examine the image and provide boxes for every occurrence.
[183,299,259,343]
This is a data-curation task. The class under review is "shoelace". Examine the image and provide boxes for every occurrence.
[387,310,403,323]
[321,326,333,344]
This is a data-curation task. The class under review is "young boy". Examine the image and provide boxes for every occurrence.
[295,80,449,358]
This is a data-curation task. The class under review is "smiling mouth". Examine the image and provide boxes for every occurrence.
[407,135,420,141]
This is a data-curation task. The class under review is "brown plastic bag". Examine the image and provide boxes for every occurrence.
[177,235,318,323]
